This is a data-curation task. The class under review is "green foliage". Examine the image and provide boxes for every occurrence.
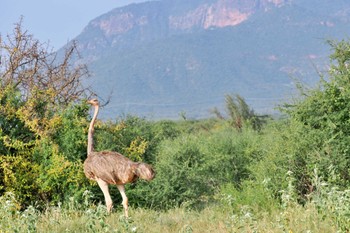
[246,120,304,202]
[148,127,263,209]
[151,120,181,141]
[0,22,92,207]
[93,115,157,163]
[212,94,267,131]
[53,103,90,161]
[0,102,91,207]
[34,142,88,205]
[149,134,210,208]
[0,187,344,233]
[0,86,35,156]
[1,23,350,232]
[0,155,40,205]
[284,39,350,195]
[225,94,252,130]
[310,167,350,231]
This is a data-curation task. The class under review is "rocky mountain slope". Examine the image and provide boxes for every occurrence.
[76,0,289,60]
[66,0,350,119]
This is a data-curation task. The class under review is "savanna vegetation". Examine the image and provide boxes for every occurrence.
[0,22,349,232]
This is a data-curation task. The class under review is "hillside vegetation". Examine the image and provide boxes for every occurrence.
[1,23,350,232]
[70,0,350,119]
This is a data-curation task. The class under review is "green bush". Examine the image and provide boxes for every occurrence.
[53,103,90,162]
[94,115,156,163]
[282,40,350,197]
[310,167,350,232]
[146,127,263,209]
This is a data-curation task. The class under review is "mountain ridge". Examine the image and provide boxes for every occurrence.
[75,0,290,61]
[65,0,350,119]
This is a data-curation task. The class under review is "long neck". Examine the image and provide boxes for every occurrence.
[87,104,99,156]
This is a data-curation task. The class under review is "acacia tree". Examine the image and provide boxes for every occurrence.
[0,20,93,206]
[1,20,91,102]
[285,39,350,196]
[0,19,93,143]
[212,94,266,131]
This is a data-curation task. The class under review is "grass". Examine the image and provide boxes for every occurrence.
[1,170,348,233]
[0,199,339,233]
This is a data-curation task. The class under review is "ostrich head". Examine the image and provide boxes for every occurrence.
[87,98,99,106]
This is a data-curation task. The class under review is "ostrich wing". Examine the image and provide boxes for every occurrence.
[84,151,138,185]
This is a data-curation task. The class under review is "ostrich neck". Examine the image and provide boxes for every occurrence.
[87,105,99,156]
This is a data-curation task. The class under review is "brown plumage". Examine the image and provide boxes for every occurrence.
[83,99,155,217]
[84,151,154,184]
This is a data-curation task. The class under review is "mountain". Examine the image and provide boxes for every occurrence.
[66,0,350,119]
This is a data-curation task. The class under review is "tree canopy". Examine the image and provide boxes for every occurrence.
[0,21,93,206]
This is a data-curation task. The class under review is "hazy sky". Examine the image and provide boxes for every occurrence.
[0,0,147,49]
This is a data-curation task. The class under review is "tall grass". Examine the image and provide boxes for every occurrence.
[1,173,347,233]
[0,200,337,232]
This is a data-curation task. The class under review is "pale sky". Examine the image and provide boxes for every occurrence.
[0,0,147,49]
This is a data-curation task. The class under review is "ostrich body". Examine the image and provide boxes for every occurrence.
[83,99,155,217]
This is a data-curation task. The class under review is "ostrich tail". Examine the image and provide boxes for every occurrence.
[135,163,155,181]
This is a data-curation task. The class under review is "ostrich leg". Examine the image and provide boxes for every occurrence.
[96,178,113,213]
[84,99,154,217]
[117,184,129,218]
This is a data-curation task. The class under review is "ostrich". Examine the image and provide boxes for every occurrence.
[83,99,155,218]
